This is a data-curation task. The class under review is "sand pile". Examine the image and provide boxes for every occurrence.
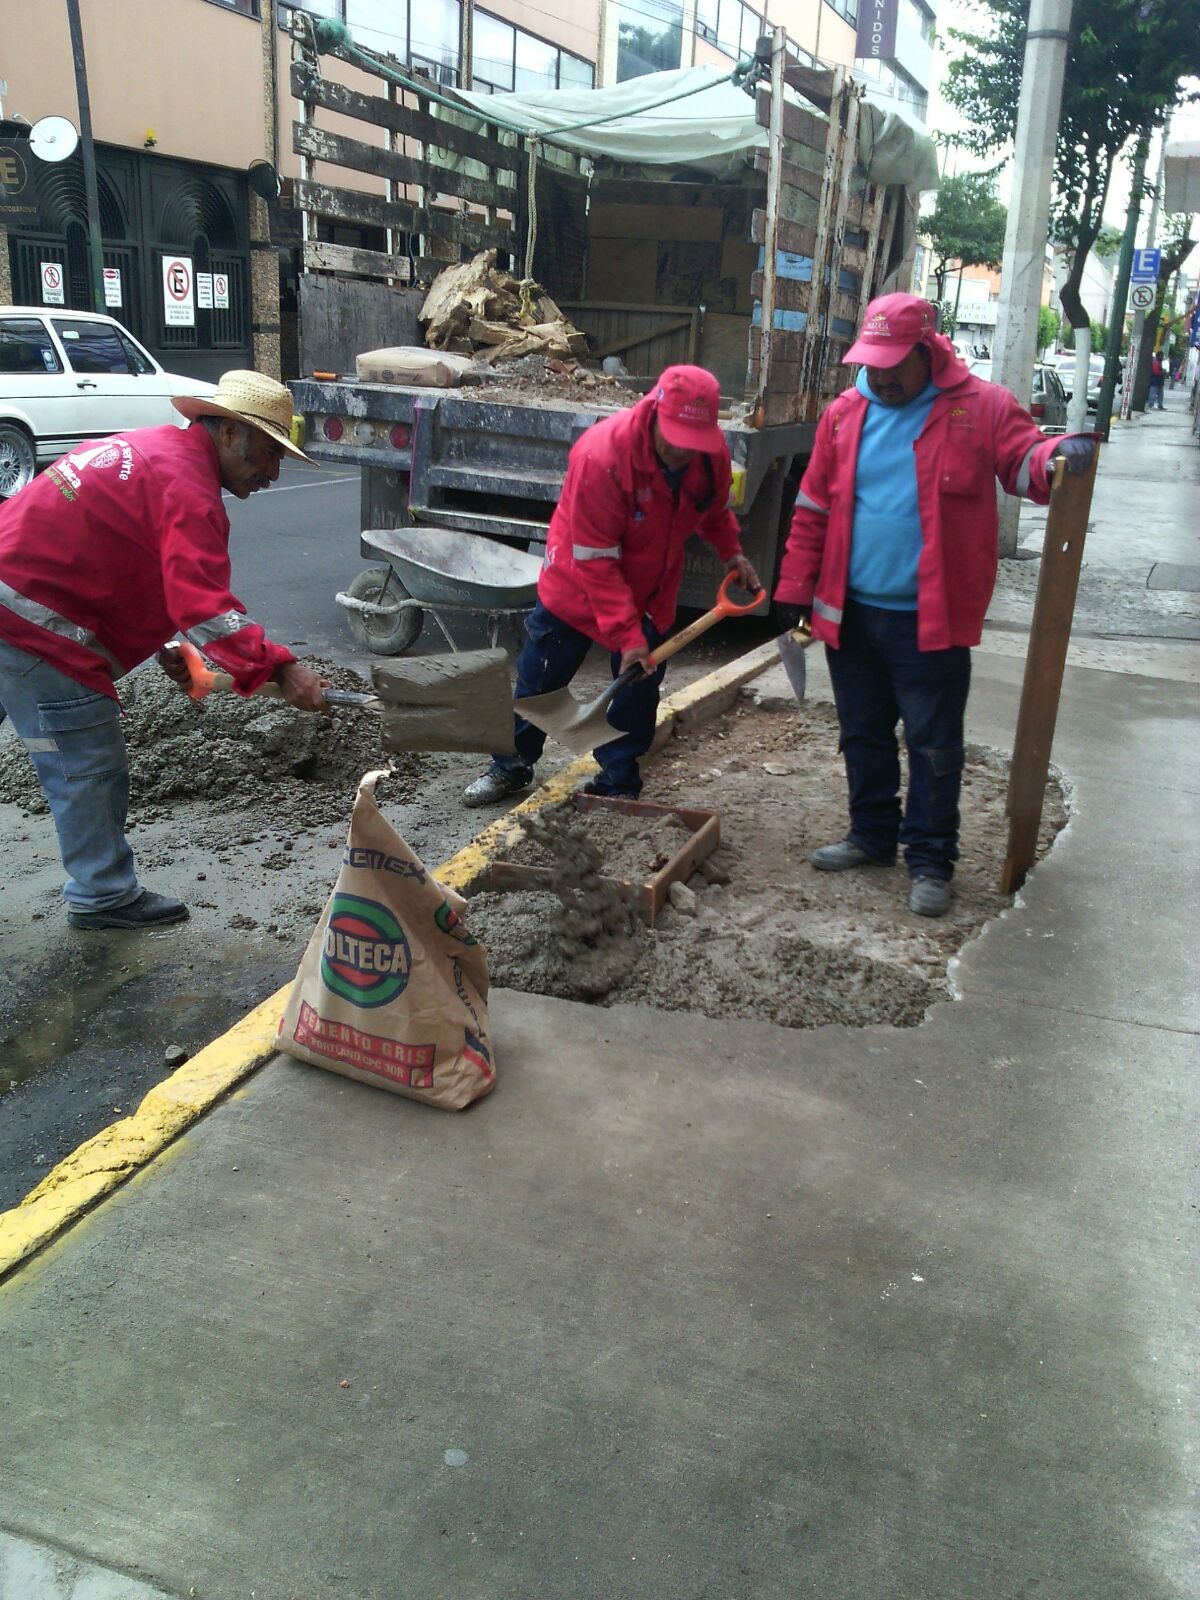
[0,656,418,830]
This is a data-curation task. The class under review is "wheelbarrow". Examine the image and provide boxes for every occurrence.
[337,525,544,656]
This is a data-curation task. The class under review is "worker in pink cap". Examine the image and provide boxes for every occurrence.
[774,293,1097,917]
[464,365,760,806]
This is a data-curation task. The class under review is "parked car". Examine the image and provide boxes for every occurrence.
[969,358,1069,432]
[0,307,216,499]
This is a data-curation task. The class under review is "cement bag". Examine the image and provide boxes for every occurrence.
[278,769,494,1109]
[355,346,475,387]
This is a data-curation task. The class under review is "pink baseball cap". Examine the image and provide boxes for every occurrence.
[653,365,725,454]
[844,293,940,369]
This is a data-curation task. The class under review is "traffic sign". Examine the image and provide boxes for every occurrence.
[1131,247,1160,283]
[1129,282,1155,312]
[40,260,65,305]
[162,254,195,327]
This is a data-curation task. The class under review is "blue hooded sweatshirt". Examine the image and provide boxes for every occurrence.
[847,366,940,610]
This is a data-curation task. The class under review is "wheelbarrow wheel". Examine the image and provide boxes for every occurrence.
[344,566,423,656]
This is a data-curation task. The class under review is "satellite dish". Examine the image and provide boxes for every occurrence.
[29,116,79,163]
[248,159,282,201]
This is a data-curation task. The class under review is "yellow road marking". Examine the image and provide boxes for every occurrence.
[0,640,775,1282]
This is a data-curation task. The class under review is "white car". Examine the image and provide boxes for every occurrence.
[0,307,216,500]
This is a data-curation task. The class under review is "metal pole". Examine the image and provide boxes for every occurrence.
[1096,128,1150,438]
[991,0,1072,557]
[64,0,106,313]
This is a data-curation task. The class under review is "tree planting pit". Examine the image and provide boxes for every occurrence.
[462,695,1069,1030]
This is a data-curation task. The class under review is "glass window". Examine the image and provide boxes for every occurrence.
[558,51,595,89]
[346,0,407,57]
[696,0,719,42]
[740,5,763,57]
[716,0,740,57]
[285,0,344,19]
[474,11,515,91]
[51,319,135,375]
[0,317,62,375]
[515,30,557,92]
[118,331,154,375]
[617,0,683,81]
[415,0,460,79]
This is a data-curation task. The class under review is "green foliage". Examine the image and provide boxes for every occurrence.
[1037,305,1061,353]
[923,172,1008,299]
[1093,225,1123,259]
[940,0,1200,325]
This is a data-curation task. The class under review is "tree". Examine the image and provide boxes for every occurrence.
[941,0,1200,338]
[1037,304,1061,355]
[923,171,1008,303]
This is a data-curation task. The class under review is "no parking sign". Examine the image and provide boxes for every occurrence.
[162,254,195,327]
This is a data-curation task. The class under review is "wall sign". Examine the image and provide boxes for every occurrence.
[212,272,230,310]
[102,266,122,307]
[40,260,65,305]
[162,254,195,327]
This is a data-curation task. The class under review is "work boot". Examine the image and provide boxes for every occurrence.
[580,780,640,801]
[908,876,952,918]
[68,890,190,931]
[462,765,533,807]
[809,838,894,872]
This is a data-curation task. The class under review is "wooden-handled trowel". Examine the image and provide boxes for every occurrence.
[169,641,516,755]
[776,619,814,699]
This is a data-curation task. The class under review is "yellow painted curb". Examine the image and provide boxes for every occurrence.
[0,639,777,1283]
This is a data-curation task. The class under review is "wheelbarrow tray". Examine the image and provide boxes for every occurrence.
[362,525,543,610]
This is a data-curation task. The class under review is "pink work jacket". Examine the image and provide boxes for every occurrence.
[775,372,1063,651]
[537,395,742,655]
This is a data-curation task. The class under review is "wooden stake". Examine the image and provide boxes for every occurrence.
[999,450,1099,894]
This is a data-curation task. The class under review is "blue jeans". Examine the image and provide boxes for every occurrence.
[0,639,139,911]
[491,601,666,795]
[1148,377,1165,409]
[825,600,971,881]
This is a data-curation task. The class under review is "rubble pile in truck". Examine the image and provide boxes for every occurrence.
[420,250,589,364]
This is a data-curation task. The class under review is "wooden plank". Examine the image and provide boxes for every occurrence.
[753,148,825,204]
[289,62,517,174]
[298,276,424,375]
[782,61,836,111]
[592,313,693,360]
[292,180,511,250]
[294,121,499,210]
[750,327,808,366]
[999,454,1098,893]
[751,209,817,259]
[302,241,412,280]
[588,201,723,242]
[751,271,810,314]
[755,89,826,152]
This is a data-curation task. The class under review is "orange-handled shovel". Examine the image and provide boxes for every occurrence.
[514,571,766,755]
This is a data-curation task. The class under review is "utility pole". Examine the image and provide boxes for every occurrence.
[64,0,105,314]
[1095,128,1150,437]
[991,0,1072,558]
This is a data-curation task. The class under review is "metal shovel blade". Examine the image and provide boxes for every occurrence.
[776,627,812,700]
[372,648,516,756]
[515,665,640,756]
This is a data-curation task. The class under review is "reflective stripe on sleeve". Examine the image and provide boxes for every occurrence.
[0,580,123,675]
[185,609,252,644]
[1015,445,1039,497]
[795,490,830,515]
[813,597,843,623]
[572,544,622,562]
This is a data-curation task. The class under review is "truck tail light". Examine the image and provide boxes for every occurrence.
[322,416,344,442]
[1030,402,1044,418]
[389,424,410,449]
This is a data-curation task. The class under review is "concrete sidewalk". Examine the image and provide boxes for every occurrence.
[0,403,1196,1600]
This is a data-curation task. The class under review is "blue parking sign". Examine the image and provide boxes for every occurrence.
[1131,247,1161,283]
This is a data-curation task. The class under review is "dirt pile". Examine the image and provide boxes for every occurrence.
[0,656,418,831]
[463,696,1069,1031]
[502,805,693,882]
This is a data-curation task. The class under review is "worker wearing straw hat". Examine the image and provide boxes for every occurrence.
[0,370,328,929]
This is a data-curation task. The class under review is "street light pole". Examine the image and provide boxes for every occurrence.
[64,0,106,314]
[991,0,1072,558]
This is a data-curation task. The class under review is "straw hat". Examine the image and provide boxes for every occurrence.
[173,370,314,463]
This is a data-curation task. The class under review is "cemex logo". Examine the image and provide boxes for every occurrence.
[322,894,412,1007]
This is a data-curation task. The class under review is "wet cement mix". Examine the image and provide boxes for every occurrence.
[464,696,1068,1030]
[0,656,417,833]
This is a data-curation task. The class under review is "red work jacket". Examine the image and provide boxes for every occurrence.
[537,395,743,655]
[775,373,1062,651]
[0,424,294,699]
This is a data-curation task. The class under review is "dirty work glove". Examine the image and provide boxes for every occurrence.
[1053,436,1097,476]
[775,604,812,633]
